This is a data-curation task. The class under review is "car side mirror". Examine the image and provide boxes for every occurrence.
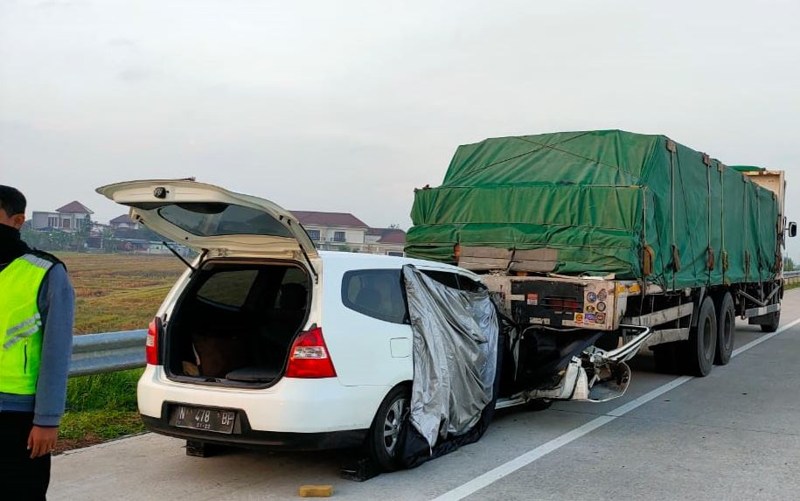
[788,222,797,238]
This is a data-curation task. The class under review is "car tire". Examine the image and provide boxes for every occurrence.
[714,292,735,365]
[367,386,410,472]
[685,297,717,377]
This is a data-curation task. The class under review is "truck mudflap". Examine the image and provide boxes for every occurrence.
[524,325,652,403]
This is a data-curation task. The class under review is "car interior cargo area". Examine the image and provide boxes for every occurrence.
[165,260,311,387]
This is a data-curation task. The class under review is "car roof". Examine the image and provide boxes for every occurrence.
[318,251,479,279]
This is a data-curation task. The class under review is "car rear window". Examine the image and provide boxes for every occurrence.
[342,269,406,324]
[157,203,295,238]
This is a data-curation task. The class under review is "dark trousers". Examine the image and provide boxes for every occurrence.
[0,412,51,501]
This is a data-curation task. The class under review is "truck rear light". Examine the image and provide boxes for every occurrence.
[285,327,337,378]
[542,297,583,312]
[146,317,162,365]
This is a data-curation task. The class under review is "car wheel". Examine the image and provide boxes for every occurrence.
[367,386,409,472]
[714,292,735,365]
[685,296,717,377]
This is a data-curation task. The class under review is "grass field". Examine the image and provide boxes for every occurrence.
[55,253,186,453]
[60,253,186,334]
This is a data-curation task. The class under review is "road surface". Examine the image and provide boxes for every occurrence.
[51,290,800,500]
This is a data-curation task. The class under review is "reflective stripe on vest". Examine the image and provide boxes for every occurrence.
[0,254,53,395]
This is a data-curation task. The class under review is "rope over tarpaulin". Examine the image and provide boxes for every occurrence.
[406,129,780,290]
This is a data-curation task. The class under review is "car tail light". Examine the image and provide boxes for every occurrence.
[285,327,337,378]
[146,317,163,365]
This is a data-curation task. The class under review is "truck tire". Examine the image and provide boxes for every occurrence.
[685,297,717,377]
[366,386,409,472]
[760,309,780,333]
[714,292,735,365]
[652,342,681,374]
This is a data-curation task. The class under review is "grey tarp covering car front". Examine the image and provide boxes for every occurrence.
[398,265,502,468]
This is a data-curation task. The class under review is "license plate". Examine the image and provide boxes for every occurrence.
[169,406,237,434]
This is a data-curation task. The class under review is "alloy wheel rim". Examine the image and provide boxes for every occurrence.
[383,397,406,455]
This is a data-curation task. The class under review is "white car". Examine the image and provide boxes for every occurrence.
[97,179,486,471]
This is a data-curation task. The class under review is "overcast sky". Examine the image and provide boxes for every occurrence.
[1,0,799,254]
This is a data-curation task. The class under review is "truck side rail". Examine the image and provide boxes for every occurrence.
[621,303,693,328]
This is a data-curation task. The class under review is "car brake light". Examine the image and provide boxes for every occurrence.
[146,317,162,365]
[285,327,337,378]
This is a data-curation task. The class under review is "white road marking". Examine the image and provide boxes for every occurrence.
[731,318,800,357]
[433,317,800,501]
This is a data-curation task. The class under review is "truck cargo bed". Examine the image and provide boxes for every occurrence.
[406,130,782,289]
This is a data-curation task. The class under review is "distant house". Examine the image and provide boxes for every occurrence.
[289,211,406,256]
[365,228,406,256]
[112,238,150,253]
[144,241,175,255]
[109,214,140,230]
[291,211,370,251]
[31,201,94,232]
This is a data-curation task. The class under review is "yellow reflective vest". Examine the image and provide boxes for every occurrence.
[0,254,53,395]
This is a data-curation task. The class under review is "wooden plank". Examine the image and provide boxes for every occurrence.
[509,248,558,273]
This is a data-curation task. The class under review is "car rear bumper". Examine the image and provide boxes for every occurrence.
[140,413,368,450]
[137,365,393,434]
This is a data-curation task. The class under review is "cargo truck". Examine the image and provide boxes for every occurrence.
[406,130,796,404]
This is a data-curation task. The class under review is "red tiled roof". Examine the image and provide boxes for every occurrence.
[291,211,368,228]
[56,201,94,214]
[110,214,135,224]
[369,228,406,244]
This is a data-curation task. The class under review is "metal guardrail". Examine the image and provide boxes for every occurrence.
[784,271,800,278]
[70,329,146,377]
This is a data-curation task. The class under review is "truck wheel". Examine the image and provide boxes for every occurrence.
[760,309,780,333]
[714,293,735,365]
[652,342,681,374]
[366,386,409,472]
[685,297,717,377]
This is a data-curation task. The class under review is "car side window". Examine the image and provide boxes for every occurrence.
[421,270,460,289]
[421,269,485,292]
[341,269,406,324]
[457,274,485,292]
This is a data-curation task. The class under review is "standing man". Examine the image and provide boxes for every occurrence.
[0,185,74,500]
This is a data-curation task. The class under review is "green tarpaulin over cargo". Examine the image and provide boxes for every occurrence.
[405,130,780,290]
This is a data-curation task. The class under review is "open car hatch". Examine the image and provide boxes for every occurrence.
[96,179,318,260]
